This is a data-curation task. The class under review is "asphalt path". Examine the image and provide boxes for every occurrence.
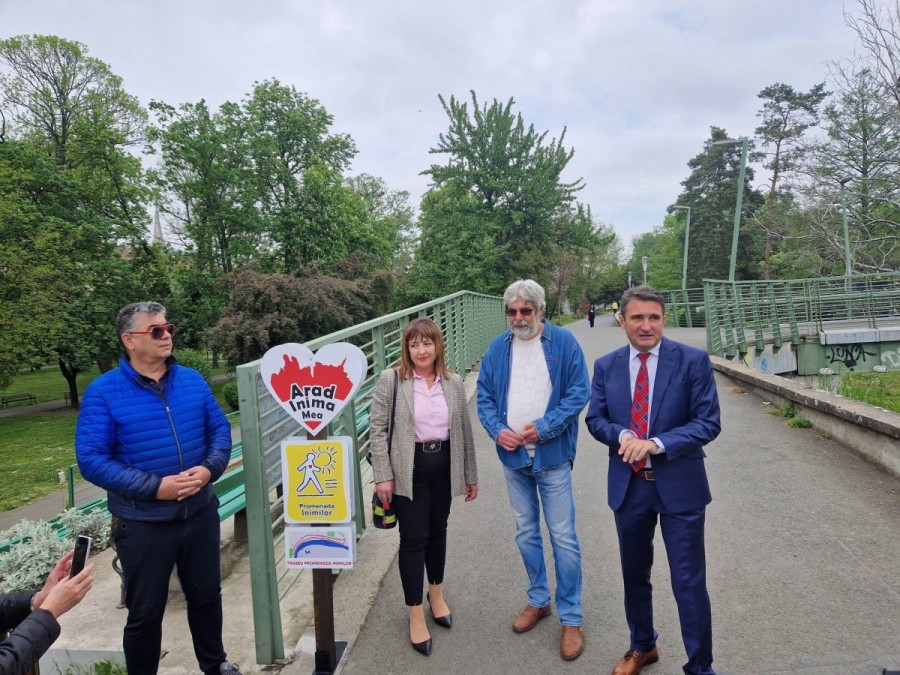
[342,316,900,674]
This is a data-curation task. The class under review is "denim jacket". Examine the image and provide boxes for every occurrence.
[477,320,590,472]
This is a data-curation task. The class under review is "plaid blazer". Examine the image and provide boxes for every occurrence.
[370,368,478,500]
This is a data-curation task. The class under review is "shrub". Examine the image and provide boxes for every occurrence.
[57,508,112,550]
[175,348,212,383]
[222,380,240,411]
[0,520,70,593]
[58,659,127,674]
[0,510,111,593]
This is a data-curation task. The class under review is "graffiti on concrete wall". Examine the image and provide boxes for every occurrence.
[826,343,877,370]
[881,346,900,369]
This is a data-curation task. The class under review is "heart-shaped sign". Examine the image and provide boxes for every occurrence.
[260,342,368,436]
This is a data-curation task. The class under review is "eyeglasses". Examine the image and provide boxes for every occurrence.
[126,323,176,340]
[506,307,535,318]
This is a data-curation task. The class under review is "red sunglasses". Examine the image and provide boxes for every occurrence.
[126,323,176,340]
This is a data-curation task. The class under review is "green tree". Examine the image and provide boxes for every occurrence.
[794,65,900,275]
[0,36,154,400]
[674,127,765,282]
[346,173,415,273]
[0,139,130,404]
[630,214,689,292]
[208,266,384,365]
[754,82,829,278]
[417,91,585,291]
[243,80,358,272]
[0,35,149,237]
[406,184,506,302]
[148,99,262,274]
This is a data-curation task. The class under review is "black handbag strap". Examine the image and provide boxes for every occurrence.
[387,369,398,455]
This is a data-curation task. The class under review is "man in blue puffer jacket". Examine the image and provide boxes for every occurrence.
[76,302,241,675]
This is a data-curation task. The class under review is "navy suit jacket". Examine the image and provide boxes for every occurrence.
[585,337,721,513]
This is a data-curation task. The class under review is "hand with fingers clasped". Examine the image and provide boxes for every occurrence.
[618,434,658,464]
[496,428,526,452]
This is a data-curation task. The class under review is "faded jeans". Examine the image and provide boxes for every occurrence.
[502,461,583,626]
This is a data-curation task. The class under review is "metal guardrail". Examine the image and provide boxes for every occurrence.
[661,287,706,328]
[235,290,506,664]
[703,272,900,358]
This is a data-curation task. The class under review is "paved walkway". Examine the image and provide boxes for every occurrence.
[9,322,899,673]
[342,319,900,675]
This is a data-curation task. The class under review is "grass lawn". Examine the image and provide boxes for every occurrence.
[839,370,900,413]
[0,366,101,404]
[0,359,234,406]
[0,412,78,511]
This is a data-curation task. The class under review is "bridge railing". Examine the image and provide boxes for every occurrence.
[661,287,706,327]
[703,272,900,358]
[234,290,505,664]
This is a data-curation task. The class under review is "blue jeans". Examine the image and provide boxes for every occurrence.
[502,462,583,626]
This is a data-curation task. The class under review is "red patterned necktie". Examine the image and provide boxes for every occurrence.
[630,352,650,472]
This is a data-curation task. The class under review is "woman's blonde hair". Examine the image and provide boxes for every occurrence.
[397,317,451,381]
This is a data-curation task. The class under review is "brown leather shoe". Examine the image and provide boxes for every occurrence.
[560,625,584,660]
[511,603,552,633]
[611,646,659,675]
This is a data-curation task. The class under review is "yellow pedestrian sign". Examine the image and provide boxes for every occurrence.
[280,436,353,524]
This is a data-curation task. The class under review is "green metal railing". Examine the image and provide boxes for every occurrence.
[703,272,900,358]
[235,290,505,664]
[661,287,706,328]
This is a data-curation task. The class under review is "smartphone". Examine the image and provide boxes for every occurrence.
[70,535,92,578]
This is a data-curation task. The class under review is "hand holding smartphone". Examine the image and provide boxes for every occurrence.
[70,535,92,578]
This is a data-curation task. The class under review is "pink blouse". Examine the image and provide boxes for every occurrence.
[412,373,450,442]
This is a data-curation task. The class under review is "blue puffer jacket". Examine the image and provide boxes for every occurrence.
[76,356,232,522]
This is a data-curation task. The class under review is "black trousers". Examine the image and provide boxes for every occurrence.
[392,444,452,606]
[114,497,227,675]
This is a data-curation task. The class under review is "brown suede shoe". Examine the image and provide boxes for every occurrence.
[611,646,660,675]
[511,603,552,633]
[560,625,584,661]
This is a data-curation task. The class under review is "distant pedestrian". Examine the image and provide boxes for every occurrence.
[477,279,590,661]
[585,286,721,675]
[587,305,596,328]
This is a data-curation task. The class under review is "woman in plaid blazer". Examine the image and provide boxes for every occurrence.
[370,317,478,656]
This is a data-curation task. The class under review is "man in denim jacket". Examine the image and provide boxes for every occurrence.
[477,279,590,661]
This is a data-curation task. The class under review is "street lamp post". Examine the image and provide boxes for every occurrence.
[628,271,632,288]
[711,137,749,282]
[641,256,648,285]
[839,177,853,277]
[672,206,691,290]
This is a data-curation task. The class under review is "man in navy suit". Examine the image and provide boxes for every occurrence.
[585,286,721,675]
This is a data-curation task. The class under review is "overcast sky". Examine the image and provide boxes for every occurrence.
[0,0,861,249]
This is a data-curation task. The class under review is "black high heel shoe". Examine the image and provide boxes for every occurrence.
[427,591,453,629]
[410,619,432,656]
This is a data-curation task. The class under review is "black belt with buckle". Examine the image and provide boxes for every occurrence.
[637,469,655,481]
[415,439,450,453]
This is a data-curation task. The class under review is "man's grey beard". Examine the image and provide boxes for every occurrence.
[511,322,539,339]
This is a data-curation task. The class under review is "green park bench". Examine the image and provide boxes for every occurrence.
[1,392,37,408]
